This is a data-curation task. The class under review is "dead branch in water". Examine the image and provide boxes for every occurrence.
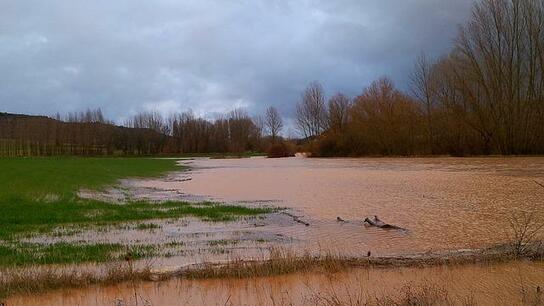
[282,212,310,226]
[363,216,406,231]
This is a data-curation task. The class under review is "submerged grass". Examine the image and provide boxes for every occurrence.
[135,223,161,230]
[0,243,156,267]
[0,157,273,268]
[0,243,122,266]
[0,199,272,240]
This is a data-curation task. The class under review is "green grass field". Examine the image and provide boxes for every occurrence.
[0,157,270,267]
[0,157,179,199]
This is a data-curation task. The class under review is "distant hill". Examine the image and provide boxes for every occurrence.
[0,112,50,119]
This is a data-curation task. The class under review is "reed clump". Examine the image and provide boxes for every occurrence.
[185,248,350,279]
[0,261,151,299]
[179,244,544,281]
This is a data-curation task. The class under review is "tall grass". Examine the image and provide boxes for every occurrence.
[184,249,350,279]
[0,261,152,299]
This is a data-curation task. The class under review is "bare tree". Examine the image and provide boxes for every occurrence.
[296,81,328,138]
[253,115,264,138]
[453,0,544,154]
[65,108,106,123]
[227,108,257,152]
[265,106,283,144]
[126,111,169,135]
[328,93,351,133]
[411,53,437,153]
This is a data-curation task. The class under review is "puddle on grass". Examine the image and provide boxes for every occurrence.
[21,213,301,268]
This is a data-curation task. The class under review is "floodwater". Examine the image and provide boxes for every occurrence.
[7,157,544,305]
[8,261,544,305]
[136,157,544,256]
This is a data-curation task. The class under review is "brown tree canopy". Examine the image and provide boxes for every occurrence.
[348,77,421,156]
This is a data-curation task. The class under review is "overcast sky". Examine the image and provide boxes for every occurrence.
[0,0,475,124]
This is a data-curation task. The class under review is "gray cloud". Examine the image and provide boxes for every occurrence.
[0,0,474,122]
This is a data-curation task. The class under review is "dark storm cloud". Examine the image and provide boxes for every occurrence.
[0,0,474,123]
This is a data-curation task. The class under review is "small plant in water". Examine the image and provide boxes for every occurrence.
[507,209,544,257]
[135,223,161,231]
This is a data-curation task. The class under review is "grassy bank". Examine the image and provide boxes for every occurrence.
[0,157,271,268]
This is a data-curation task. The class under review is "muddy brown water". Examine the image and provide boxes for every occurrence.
[7,157,544,305]
[136,156,544,256]
[7,261,544,305]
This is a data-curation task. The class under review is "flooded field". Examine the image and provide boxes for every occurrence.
[136,157,544,256]
[6,157,544,305]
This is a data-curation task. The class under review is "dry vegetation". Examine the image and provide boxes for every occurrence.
[507,210,544,257]
[157,242,544,282]
[182,249,350,280]
[506,181,544,257]
[2,243,542,303]
[0,261,151,299]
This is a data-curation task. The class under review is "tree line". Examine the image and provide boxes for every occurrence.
[0,106,286,157]
[298,0,544,156]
